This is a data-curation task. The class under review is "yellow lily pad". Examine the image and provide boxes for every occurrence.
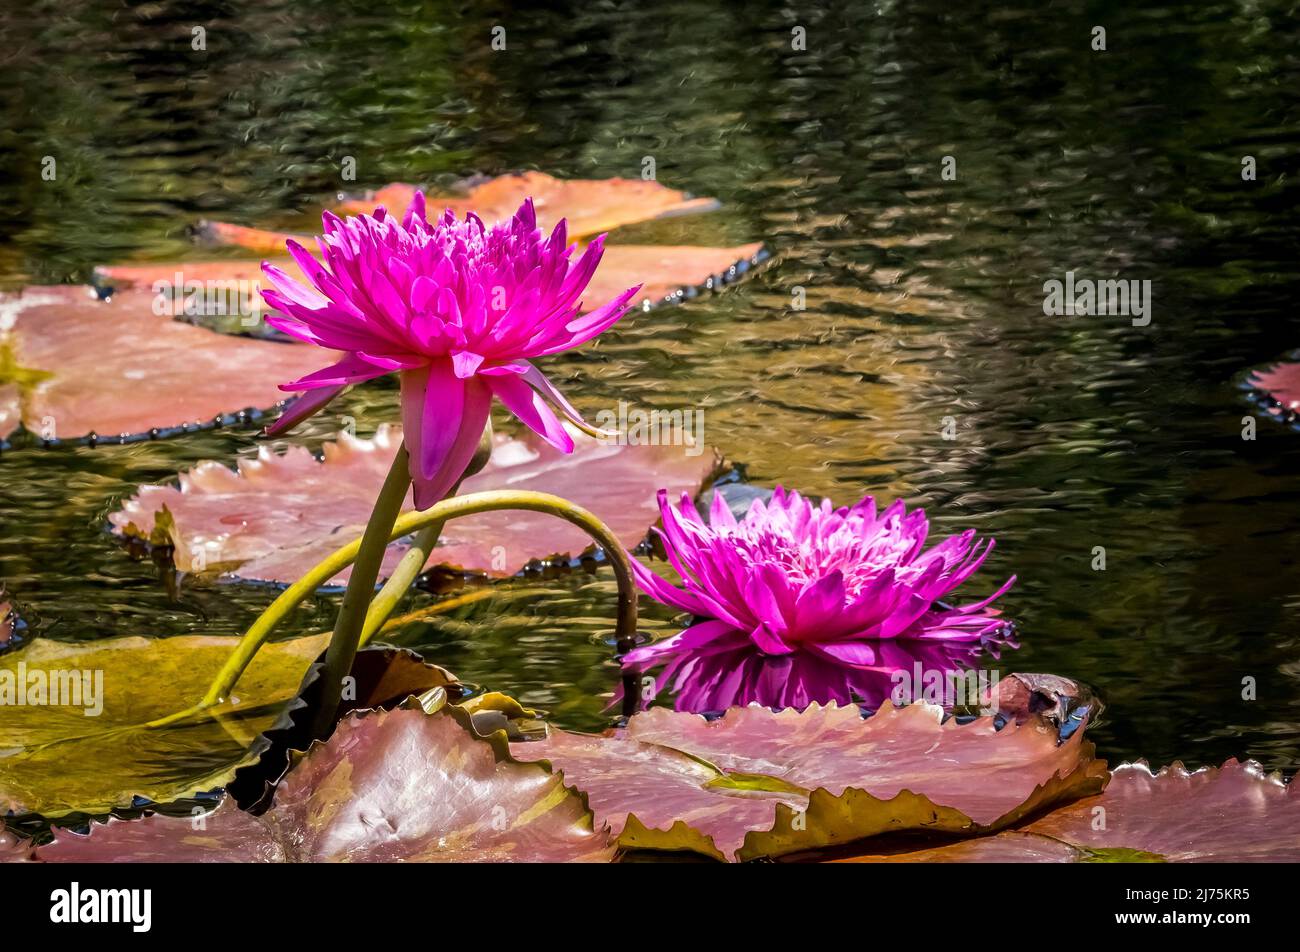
[0,633,329,817]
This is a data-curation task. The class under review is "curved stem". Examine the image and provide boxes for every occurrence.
[309,444,413,738]
[358,521,443,648]
[151,490,640,729]
[358,427,488,646]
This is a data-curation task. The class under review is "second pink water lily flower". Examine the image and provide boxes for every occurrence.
[625,487,1017,712]
[260,193,640,508]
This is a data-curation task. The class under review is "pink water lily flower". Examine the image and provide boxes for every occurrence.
[260,193,639,508]
[624,487,1017,712]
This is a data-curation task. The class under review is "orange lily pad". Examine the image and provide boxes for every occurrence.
[509,693,1107,861]
[93,243,767,322]
[197,172,721,254]
[0,286,331,447]
[109,424,720,587]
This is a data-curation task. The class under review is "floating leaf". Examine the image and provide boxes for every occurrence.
[93,243,766,322]
[0,286,332,446]
[584,243,765,312]
[1247,358,1300,425]
[0,590,20,651]
[0,828,33,862]
[197,173,721,254]
[30,704,614,863]
[109,424,720,587]
[0,634,455,818]
[510,692,1107,861]
[0,633,319,816]
[338,174,720,237]
[829,831,1084,863]
[93,259,271,296]
[839,760,1299,863]
[1020,759,1299,862]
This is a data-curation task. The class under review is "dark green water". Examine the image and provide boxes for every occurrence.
[2,0,1299,773]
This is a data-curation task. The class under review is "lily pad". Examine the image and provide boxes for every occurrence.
[828,831,1085,863]
[338,174,720,237]
[584,243,766,313]
[196,173,721,254]
[839,759,1299,863]
[31,704,614,863]
[109,424,721,587]
[0,286,332,447]
[0,827,32,862]
[0,590,21,650]
[0,633,456,818]
[1247,358,1300,425]
[93,243,767,323]
[509,690,1107,861]
[1020,759,1299,862]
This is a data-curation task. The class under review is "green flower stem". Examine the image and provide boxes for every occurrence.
[358,521,444,648]
[148,489,640,730]
[309,443,415,738]
[358,424,491,648]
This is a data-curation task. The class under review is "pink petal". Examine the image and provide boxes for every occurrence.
[488,373,575,454]
[264,385,347,436]
[281,354,391,392]
[411,379,491,509]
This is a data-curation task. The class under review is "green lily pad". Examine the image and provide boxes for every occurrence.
[0,633,325,817]
[0,633,456,818]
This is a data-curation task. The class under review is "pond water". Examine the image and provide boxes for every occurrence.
[1,0,1299,774]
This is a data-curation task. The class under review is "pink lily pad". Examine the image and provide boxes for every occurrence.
[0,828,33,862]
[1248,358,1300,424]
[109,424,720,587]
[509,691,1106,861]
[1020,759,1300,862]
[841,759,1300,863]
[0,286,332,446]
[31,704,613,863]
[0,591,18,650]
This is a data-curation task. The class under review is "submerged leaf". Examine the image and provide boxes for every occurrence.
[0,286,331,446]
[197,173,721,254]
[109,424,720,587]
[839,760,1299,863]
[510,694,1106,861]
[31,705,614,863]
[0,635,456,818]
